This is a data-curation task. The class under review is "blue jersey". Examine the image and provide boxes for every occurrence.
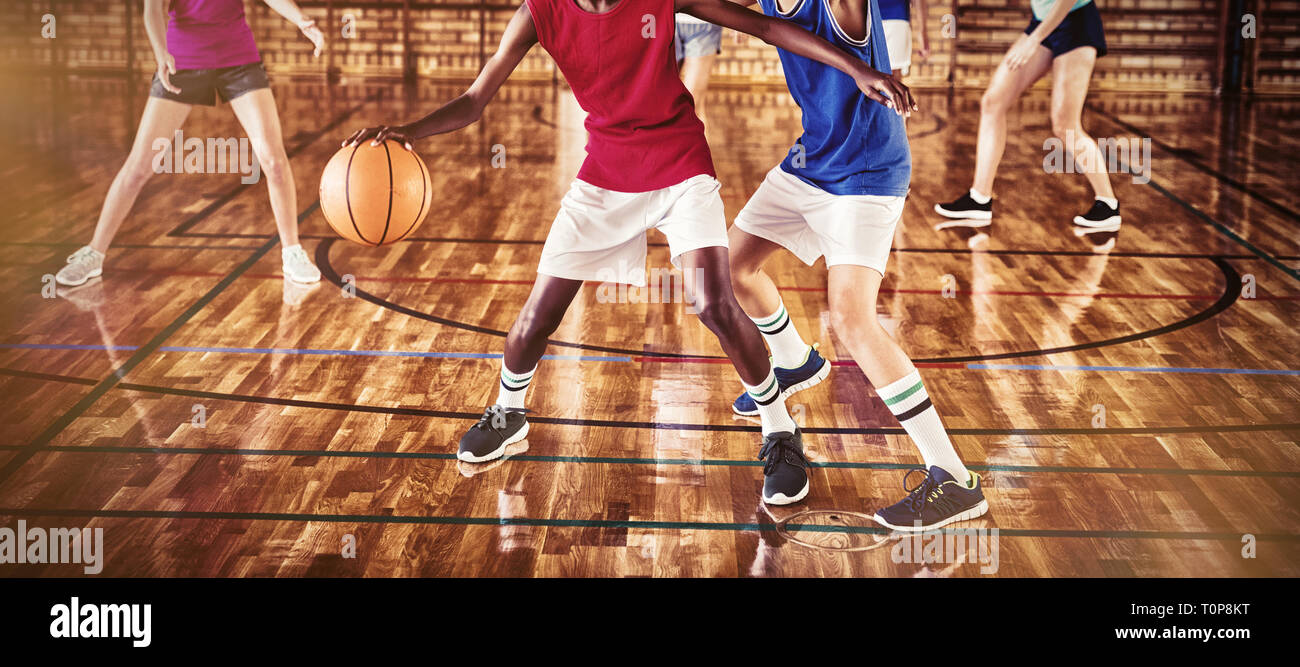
[878,0,909,21]
[758,0,911,196]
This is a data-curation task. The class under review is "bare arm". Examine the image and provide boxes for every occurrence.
[1006,0,1072,69]
[677,0,915,114]
[142,0,180,93]
[262,0,324,57]
[344,4,538,149]
[912,0,929,61]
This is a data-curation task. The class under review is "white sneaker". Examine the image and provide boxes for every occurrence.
[55,246,104,286]
[281,245,321,284]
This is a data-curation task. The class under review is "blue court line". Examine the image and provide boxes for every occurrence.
[2,343,1296,376]
[969,363,1300,377]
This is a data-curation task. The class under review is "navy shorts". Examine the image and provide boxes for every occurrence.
[1025,2,1107,58]
[149,61,270,106]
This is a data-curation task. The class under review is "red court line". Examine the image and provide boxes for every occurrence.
[121,268,1300,301]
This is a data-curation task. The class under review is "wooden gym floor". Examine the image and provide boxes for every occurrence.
[0,73,1296,577]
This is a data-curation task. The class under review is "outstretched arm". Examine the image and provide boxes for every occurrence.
[676,0,915,114]
[344,3,538,149]
[263,0,324,57]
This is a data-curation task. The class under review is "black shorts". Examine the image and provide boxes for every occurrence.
[149,61,270,106]
[1025,2,1108,59]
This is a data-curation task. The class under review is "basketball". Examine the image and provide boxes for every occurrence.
[319,139,432,246]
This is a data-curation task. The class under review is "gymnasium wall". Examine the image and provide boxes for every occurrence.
[2,0,1295,93]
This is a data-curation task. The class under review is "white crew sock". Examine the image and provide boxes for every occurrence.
[969,188,991,205]
[742,368,797,435]
[876,370,971,485]
[495,362,536,410]
[1095,195,1119,209]
[750,301,811,369]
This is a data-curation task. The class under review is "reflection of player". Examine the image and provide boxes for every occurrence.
[726,0,986,532]
[934,0,1120,231]
[344,0,913,506]
[674,13,723,129]
[54,0,324,288]
[878,0,929,78]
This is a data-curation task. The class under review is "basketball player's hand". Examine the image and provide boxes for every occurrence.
[917,36,931,63]
[343,125,414,151]
[1004,38,1038,71]
[297,19,324,58]
[855,67,917,117]
[156,54,181,95]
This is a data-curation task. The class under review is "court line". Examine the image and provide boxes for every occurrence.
[3,366,1296,437]
[61,267,1300,300]
[4,345,1298,377]
[316,239,1245,364]
[2,444,1293,478]
[0,506,1293,542]
[0,206,295,487]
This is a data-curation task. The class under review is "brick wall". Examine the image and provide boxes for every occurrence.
[2,0,1297,94]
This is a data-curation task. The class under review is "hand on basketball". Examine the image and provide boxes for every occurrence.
[156,54,181,95]
[855,68,916,117]
[297,19,324,58]
[343,125,414,151]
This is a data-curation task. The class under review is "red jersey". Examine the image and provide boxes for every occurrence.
[525,0,716,192]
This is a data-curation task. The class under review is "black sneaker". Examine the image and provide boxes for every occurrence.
[934,192,992,222]
[874,466,988,532]
[1072,199,1121,229]
[458,406,529,463]
[758,429,810,505]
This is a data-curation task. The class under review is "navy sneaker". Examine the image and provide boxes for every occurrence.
[732,345,830,416]
[874,466,988,532]
[458,406,529,463]
[934,192,992,222]
[1072,199,1121,229]
[758,429,810,505]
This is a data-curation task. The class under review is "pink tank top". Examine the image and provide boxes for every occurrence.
[525,0,715,193]
[166,0,261,70]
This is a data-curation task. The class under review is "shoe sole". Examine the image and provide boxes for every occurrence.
[1072,215,1121,230]
[457,421,530,463]
[732,360,832,417]
[934,218,992,231]
[872,499,990,532]
[763,479,810,506]
[284,272,322,285]
[55,267,102,287]
[934,205,992,221]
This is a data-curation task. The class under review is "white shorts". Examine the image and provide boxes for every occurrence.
[537,174,728,287]
[733,166,905,276]
[883,19,911,73]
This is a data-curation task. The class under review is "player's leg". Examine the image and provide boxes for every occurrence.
[458,274,583,463]
[678,246,807,505]
[934,34,1052,222]
[726,226,829,416]
[1050,47,1120,230]
[228,81,321,283]
[827,264,987,531]
[55,97,191,286]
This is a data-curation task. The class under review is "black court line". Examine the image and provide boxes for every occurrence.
[166,93,379,238]
[1087,106,1300,283]
[2,444,1294,479]
[0,507,1293,543]
[0,198,311,487]
[1087,103,1299,226]
[3,367,1297,437]
[0,242,264,251]
[317,238,1244,364]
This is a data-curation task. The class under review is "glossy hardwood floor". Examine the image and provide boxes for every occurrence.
[0,72,1296,577]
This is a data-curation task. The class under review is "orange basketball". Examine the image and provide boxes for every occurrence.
[319,139,433,246]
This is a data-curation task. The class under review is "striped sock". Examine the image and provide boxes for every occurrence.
[877,370,971,485]
[743,368,797,435]
[751,301,810,369]
[495,363,536,410]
